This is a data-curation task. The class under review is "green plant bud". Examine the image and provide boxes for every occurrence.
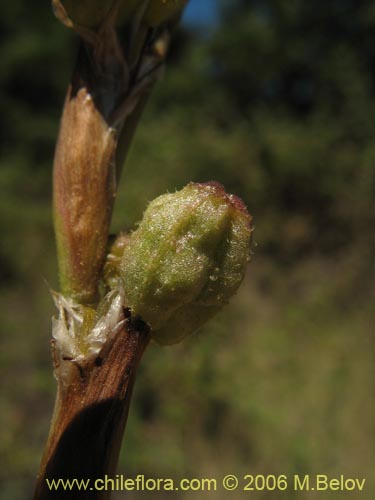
[52,0,140,29]
[113,182,252,345]
[144,0,188,27]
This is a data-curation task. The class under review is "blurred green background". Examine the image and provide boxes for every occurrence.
[0,1,373,499]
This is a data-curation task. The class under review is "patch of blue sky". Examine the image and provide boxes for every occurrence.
[182,0,219,32]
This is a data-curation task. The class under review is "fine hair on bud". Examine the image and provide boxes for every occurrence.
[107,182,252,345]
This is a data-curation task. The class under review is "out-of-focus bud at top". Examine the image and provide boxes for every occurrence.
[52,0,140,29]
[52,0,188,30]
[144,0,189,27]
[110,182,252,345]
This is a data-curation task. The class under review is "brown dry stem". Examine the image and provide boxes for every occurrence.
[34,312,150,500]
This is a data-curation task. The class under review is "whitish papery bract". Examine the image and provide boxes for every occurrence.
[108,182,252,345]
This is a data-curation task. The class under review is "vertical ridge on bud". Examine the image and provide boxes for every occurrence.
[108,182,252,344]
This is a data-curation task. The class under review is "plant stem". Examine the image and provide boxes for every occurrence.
[53,40,125,304]
[36,8,174,498]
[34,312,150,500]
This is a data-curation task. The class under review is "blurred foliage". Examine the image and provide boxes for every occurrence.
[0,0,373,499]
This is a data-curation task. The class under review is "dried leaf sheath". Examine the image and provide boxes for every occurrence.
[53,19,169,304]
[53,26,133,302]
[53,71,115,303]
